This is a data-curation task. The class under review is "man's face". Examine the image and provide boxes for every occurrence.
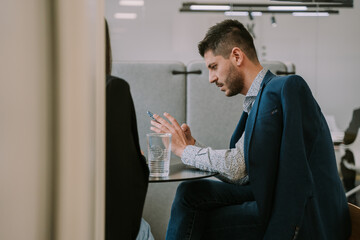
[204,50,244,97]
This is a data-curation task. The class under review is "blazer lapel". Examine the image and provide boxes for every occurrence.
[244,71,275,170]
[229,111,248,149]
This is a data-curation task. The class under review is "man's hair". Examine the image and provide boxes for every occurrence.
[198,19,258,62]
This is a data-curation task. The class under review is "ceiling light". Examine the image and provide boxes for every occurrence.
[251,12,262,16]
[180,2,340,16]
[268,6,307,11]
[292,12,330,16]
[114,13,137,19]
[225,11,249,16]
[190,5,231,11]
[119,0,144,6]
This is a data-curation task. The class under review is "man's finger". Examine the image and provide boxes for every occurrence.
[152,115,175,134]
[150,126,162,133]
[151,120,165,130]
[181,123,189,131]
[164,112,182,130]
[153,114,173,130]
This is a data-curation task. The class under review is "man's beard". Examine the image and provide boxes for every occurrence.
[224,65,244,97]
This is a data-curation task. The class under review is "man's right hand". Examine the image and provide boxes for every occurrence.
[181,123,196,146]
[150,113,195,157]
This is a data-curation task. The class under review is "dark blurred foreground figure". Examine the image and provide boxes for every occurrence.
[105,20,150,240]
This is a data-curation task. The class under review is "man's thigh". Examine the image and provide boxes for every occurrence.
[201,201,263,240]
[170,179,261,239]
[175,179,255,210]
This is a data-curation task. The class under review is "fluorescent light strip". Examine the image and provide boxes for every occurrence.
[292,12,329,16]
[114,13,137,19]
[251,12,262,16]
[119,0,144,6]
[190,5,231,11]
[268,6,307,11]
[225,11,262,17]
[225,11,248,16]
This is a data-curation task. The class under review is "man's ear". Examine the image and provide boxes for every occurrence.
[231,47,244,66]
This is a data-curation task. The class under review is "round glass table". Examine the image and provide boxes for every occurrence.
[149,162,218,183]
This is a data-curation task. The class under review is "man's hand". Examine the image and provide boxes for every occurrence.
[150,112,195,157]
[180,123,196,145]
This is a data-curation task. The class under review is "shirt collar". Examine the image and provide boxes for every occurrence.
[243,68,268,113]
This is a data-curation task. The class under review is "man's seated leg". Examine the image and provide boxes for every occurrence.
[201,201,262,240]
[165,179,257,240]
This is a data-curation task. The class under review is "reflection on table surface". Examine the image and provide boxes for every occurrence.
[149,161,217,183]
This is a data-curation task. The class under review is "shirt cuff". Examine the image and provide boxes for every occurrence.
[181,145,201,166]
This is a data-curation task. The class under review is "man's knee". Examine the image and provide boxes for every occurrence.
[174,180,215,208]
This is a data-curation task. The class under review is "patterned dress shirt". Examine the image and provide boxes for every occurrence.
[181,68,268,184]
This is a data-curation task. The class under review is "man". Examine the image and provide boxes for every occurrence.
[150,20,350,239]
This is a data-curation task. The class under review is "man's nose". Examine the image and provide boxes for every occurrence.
[209,72,217,83]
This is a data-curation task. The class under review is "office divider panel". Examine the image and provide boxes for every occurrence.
[112,61,187,153]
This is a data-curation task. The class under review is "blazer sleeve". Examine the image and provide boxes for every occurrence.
[262,76,317,239]
[105,77,149,240]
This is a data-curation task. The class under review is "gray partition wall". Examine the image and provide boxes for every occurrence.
[112,61,187,153]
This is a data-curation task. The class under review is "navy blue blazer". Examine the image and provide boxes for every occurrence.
[238,71,351,239]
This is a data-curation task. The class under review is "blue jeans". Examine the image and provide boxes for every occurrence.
[165,179,263,240]
[136,218,154,240]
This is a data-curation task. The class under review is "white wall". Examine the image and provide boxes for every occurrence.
[106,0,360,130]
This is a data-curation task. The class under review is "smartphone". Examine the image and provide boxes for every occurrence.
[147,111,159,123]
